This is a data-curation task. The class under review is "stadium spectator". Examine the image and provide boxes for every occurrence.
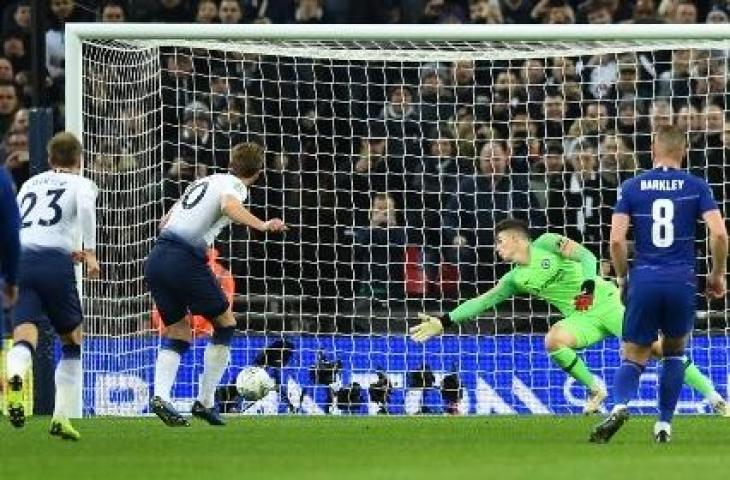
[195,0,218,23]
[657,49,692,103]
[448,105,480,159]
[213,96,262,166]
[541,88,568,140]
[450,60,479,106]
[161,50,196,137]
[0,57,13,83]
[469,0,503,23]
[418,63,454,128]
[0,82,19,137]
[598,134,636,183]
[407,132,464,286]
[673,0,698,23]
[547,139,616,258]
[444,139,545,292]
[295,0,325,23]
[649,98,673,131]
[491,69,523,123]
[10,108,27,133]
[47,0,95,83]
[500,0,532,23]
[153,0,193,22]
[520,59,547,119]
[100,1,127,23]
[3,1,31,35]
[706,7,729,23]
[583,0,614,24]
[2,128,29,188]
[546,1,576,24]
[508,108,540,167]
[353,193,408,303]
[4,31,28,76]
[380,85,421,156]
[219,0,243,23]
[566,102,609,156]
[530,140,565,208]
[672,104,702,145]
[631,0,658,22]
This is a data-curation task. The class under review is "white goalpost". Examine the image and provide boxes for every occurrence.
[65,23,730,416]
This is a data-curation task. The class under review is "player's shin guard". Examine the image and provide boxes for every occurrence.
[154,338,190,402]
[659,356,685,423]
[613,360,645,406]
[549,347,596,390]
[6,340,34,380]
[197,326,234,408]
[54,344,81,419]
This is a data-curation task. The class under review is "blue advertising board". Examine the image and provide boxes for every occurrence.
[84,334,730,416]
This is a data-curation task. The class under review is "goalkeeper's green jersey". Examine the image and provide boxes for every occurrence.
[450,233,618,324]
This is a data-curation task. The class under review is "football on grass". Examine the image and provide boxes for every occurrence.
[236,366,276,401]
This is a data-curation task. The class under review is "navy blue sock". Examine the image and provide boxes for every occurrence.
[659,356,685,423]
[614,360,645,406]
[61,344,81,359]
[160,337,190,355]
[212,326,235,346]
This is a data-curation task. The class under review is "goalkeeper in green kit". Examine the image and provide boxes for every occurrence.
[410,218,728,414]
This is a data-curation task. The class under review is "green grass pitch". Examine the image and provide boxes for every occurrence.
[2,416,730,480]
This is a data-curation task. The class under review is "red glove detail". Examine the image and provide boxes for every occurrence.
[574,293,594,311]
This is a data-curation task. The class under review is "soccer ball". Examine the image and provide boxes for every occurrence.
[236,366,275,401]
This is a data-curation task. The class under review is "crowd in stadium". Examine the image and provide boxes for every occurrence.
[1,1,729,318]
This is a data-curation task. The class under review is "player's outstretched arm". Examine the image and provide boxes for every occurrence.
[221,194,287,233]
[703,209,728,299]
[533,232,598,310]
[409,275,516,343]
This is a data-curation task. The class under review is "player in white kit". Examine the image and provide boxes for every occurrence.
[5,132,100,440]
[145,142,286,426]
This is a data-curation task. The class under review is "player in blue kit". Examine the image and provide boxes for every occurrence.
[0,164,20,350]
[145,142,286,427]
[590,125,728,443]
[5,132,100,440]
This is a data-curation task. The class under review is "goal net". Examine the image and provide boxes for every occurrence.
[71,25,730,416]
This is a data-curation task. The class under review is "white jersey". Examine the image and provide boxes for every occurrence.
[163,173,248,250]
[17,170,98,253]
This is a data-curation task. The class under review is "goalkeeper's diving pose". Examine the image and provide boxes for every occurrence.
[410,218,727,415]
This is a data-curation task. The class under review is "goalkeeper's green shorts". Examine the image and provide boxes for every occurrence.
[554,294,624,349]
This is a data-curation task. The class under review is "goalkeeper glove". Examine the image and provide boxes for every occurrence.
[574,280,595,311]
[409,313,453,343]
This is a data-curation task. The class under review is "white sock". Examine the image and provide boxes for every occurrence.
[53,359,81,419]
[6,343,32,380]
[654,421,671,435]
[154,349,181,402]
[197,343,230,408]
[611,403,627,414]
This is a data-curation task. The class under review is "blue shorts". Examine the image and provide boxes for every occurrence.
[144,237,228,326]
[622,279,696,346]
[14,248,83,335]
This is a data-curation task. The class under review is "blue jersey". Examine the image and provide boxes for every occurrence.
[614,167,718,282]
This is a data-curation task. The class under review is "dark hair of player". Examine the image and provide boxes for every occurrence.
[47,131,82,168]
[229,142,264,179]
[495,218,531,239]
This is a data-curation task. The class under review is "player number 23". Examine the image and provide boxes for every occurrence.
[19,188,66,228]
[651,198,674,248]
